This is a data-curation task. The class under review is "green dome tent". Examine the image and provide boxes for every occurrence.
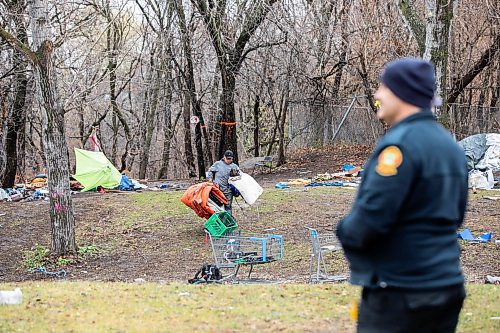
[73,148,122,192]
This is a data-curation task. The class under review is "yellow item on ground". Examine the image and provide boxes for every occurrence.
[31,177,48,188]
[282,178,311,185]
[350,299,359,321]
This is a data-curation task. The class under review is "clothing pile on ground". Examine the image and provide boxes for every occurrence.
[458,133,500,190]
[275,164,363,189]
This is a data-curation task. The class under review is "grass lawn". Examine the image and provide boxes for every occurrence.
[0,282,498,332]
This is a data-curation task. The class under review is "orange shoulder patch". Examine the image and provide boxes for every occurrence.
[375,146,403,176]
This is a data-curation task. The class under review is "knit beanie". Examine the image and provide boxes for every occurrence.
[380,58,436,108]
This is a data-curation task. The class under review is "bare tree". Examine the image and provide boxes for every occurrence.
[1,0,31,188]
[191,0,280,164]
[397,0,456,113]
[1,0,77,254]
[173,0,211,178]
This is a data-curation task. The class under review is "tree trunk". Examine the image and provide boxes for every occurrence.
[192,99,206,178]
[253,95,260,157]
[490,65,500,127]
[2,59,28,188]
[158,58,175,179]
[1,0,29,188]
[105,2,131,169]
[423,0,456,119]
[477,74,488,131]
[108,18,119,165]
[267,96,283,157]
[179,76,196,177]
[139,51,162,179]
[30,0,76,255]
[218,70,238,163]
[397,0,426,54]
[174,0,208,178]
[193,0,278,165]
[277,98,288,166]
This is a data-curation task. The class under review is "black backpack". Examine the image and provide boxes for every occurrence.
[188,264,222,284]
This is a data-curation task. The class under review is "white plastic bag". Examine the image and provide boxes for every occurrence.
[0,288,22,305]
[469,170,493,189]
[229,172,263,205]
[0,189,8,201]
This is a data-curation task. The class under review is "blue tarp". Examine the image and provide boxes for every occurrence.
[306,181,344,187]
[343,164,356,171]
[457,228,492,242]
[119,175,134,191]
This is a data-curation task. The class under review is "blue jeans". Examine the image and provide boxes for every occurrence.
[224,191,233,216]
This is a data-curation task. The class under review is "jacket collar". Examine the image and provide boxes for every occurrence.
[390,109,435,129]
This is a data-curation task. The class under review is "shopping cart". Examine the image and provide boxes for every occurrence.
[206,230,283,282]
[306,227,348,283]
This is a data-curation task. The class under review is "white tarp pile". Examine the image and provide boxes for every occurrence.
[458,133,500,189]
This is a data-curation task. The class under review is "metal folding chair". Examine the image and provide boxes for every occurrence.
[306,227,348,283]
[253,156,274,174]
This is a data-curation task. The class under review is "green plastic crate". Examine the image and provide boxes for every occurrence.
[204,211,238,237]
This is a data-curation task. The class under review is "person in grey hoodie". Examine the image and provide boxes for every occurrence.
[207,150,240,216]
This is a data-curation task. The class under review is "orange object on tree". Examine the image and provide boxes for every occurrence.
[180,182,228,219]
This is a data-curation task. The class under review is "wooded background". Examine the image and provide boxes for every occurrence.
[1,0,499,184]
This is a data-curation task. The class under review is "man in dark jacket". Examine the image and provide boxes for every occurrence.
[336,58,468,333]
[207,150,240,215]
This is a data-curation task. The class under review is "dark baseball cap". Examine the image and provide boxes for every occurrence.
[224,150,234,158]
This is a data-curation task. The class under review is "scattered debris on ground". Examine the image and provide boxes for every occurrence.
[1,145,498,285]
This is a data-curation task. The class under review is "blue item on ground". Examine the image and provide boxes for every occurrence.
[480,232,492,241]
[275,183,290,189]
[343,164,356,171]
[457,228,492,242]
[306,181,344,187]
[119,175,135,191]
[31,267,67,278]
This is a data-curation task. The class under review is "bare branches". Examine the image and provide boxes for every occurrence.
[447,34,500,104]
[231,0,279,70]
[0,25,36,62]
[237,32,287,69]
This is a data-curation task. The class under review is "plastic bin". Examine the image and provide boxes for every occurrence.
[204,211,238,237]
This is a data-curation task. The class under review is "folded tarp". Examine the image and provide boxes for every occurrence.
[180,182,228,219]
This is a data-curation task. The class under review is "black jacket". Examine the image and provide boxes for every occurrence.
[337,111,468,290]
